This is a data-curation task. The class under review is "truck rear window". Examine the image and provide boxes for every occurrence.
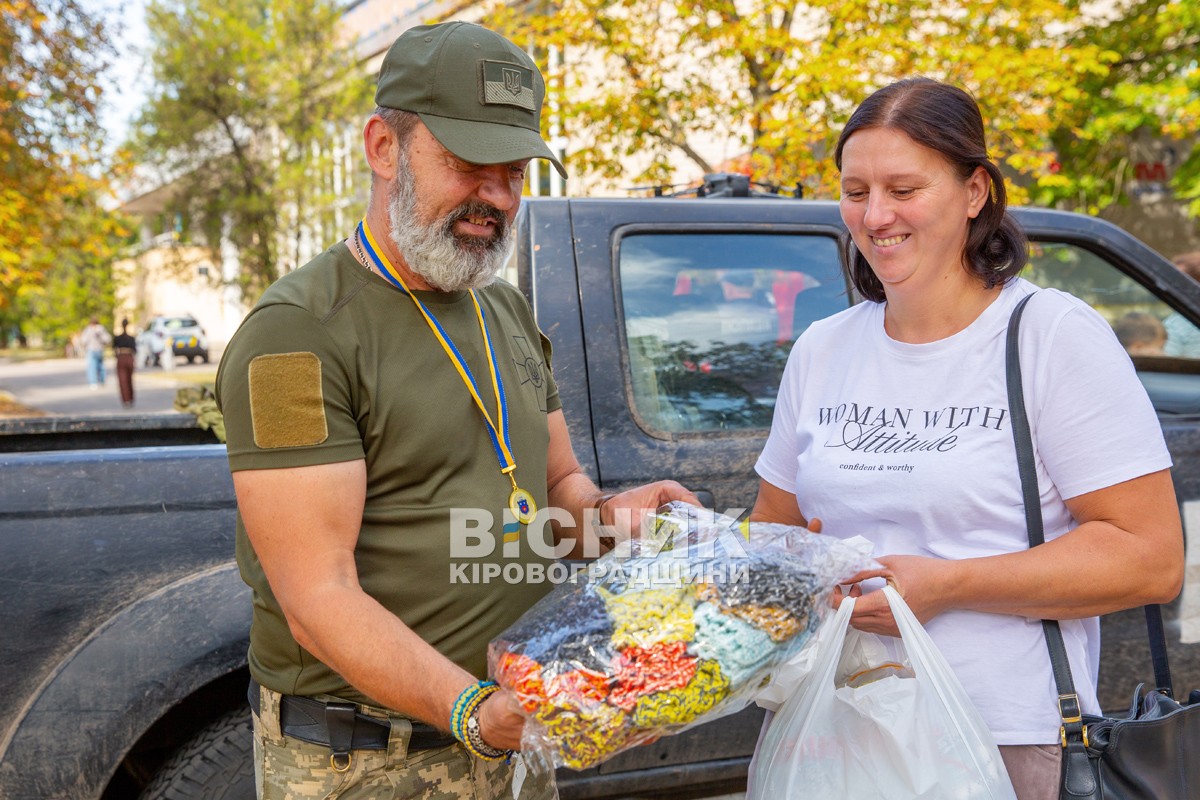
[618,232,846,434]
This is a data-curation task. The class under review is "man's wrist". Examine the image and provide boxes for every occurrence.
[592,492,617,527]
[450,680,509,761]
[465,698,508,760]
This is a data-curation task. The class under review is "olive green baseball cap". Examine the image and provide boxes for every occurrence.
[376,22,567,179]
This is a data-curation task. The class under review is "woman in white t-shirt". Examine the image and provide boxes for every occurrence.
[752,77,1184,800]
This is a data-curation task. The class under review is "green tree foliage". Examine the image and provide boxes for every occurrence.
[130,0,371,304]
[1,0,127,345]
[486,0,1118,197]
[24,188,124,346]
[1036,0,1199,217]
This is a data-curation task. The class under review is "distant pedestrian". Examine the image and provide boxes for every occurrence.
[78,318,111,390]
[113,318,136,407]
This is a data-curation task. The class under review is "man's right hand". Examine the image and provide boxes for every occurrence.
[476,687,526,751]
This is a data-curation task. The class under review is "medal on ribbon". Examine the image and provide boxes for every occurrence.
[508,486,537,525]
[358,220,538,525]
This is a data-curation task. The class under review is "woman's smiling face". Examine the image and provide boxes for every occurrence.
[838,127,989,298]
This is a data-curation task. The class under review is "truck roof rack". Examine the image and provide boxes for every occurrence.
[640,172,802,199]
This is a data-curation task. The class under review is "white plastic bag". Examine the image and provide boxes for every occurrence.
[748,586,1016,800]
[753,537,877,713]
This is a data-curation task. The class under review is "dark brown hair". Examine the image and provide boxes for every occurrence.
[1172,251,1200,283]
[834,77,1028,303]
[1113,312,1165,350]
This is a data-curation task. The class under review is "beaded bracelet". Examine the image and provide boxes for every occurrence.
[465,708,508,761]
[450,680,510,761]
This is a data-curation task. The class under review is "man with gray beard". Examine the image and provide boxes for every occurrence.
[215,21,697,800]
[387,131,513,292]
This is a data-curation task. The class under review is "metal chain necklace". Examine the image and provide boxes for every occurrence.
[352,228,372,273]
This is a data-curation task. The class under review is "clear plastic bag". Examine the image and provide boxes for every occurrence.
[748,585,1016,799]
[488,502,876,771]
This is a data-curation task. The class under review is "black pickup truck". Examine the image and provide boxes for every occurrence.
[3,185,1200,799]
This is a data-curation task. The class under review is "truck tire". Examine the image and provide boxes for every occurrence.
[139,709,255,800]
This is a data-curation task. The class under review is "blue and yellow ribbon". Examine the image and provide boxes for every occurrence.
[358,220,535,523]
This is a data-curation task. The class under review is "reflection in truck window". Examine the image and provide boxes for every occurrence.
[1114,312,1166,356]
[1165,251,1200,357]
[618,232,846,434]
[1023,240,1200,416]
[1024,242,1200,361]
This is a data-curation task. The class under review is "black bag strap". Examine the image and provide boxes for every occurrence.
[1007,294,1049,550]
[1006,296,1081,703]
[1145,604,1174,697]
[1006,292,1096,799]
[1006,292,1177,799]
[1006,292,1175,697]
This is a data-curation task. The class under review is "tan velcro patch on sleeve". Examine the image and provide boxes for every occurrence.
[248,352,329,449]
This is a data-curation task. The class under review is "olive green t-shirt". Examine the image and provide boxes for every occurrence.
[216,243,561,705]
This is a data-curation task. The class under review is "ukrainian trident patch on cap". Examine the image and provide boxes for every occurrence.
[480,59,535,111]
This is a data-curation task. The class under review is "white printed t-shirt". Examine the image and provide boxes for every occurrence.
[755,277,1171,744]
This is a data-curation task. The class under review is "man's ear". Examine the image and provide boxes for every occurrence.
[363,116,400,182]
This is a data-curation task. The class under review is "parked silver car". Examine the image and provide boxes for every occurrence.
[137,315,209,366]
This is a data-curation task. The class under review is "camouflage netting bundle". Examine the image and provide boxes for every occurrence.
[489,502,876,770]
[174,385,225,442]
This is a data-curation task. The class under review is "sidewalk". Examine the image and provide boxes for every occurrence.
[0,355,218,417]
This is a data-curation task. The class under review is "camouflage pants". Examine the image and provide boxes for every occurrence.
[252,686,555,800]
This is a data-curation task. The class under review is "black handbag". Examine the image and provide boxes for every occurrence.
[1006,293,1200,799]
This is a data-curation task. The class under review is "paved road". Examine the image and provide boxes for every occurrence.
[0,353,220,417]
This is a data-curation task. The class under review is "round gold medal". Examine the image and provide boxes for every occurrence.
[509,487,537,525]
